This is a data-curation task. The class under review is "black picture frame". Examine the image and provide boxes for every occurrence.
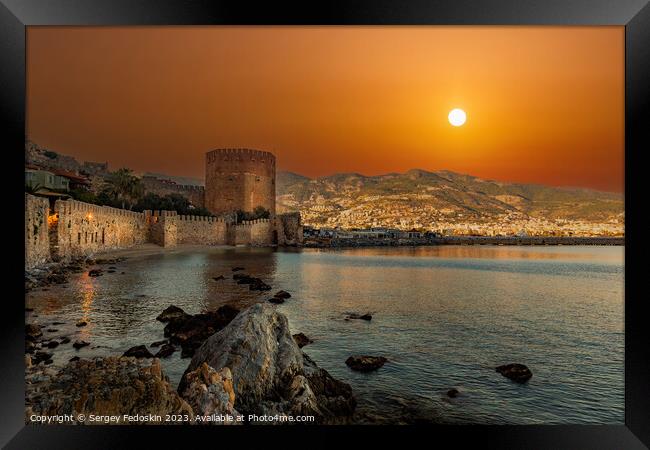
[2,1,648,448]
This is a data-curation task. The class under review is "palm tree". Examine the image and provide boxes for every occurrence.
[104,168,144,210]
[25,183,44,195]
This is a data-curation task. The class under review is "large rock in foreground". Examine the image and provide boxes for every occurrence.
[25,357,193,424]
[179,303,355,424]
[180,363,240,425]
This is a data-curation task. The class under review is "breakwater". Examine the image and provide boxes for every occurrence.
[304,236,623,248]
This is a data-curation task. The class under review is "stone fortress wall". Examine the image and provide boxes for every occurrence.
[25,194,51,269]
[51,199,149,262]
[25,148,302,269]
[141,176,206,209]
[205,148,276,218]
[25,194,282,268]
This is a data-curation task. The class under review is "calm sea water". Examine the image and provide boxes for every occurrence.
[26,245,624,424]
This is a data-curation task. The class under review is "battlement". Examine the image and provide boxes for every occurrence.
[178,214,226,223]
[236,218,272,226]
[56,199,145,219]
[206,148,276,164]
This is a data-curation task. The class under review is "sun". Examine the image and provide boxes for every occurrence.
[448,108,467,127]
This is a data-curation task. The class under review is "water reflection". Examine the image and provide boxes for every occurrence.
[25,245,624,424]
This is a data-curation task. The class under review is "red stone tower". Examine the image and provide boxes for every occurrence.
[204,148,276,218]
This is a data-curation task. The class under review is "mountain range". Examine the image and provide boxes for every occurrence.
[276,169,624,231]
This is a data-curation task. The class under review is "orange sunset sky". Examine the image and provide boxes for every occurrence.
[27,26,624,192]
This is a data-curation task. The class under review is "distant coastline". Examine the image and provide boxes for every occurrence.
[304,236,624,248]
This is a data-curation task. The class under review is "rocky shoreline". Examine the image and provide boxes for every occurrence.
[26,298,356,425]
[25,254,537,425]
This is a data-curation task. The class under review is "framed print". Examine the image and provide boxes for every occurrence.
[2,0,649,448]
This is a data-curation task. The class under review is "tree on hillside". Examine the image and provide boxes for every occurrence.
[132,192,212,216]
[102,168,144,210]
[235,206,270,223]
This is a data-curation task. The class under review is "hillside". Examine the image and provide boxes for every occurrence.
[276,169,624,235]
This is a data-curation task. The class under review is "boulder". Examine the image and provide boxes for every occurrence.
[26,324,42,341]
[179,303,355,424]
[179,363,240,424]
[495,364,533,383]
[249,279,272,291]
[345,356,387,372]
[72,340,90,349]
[292,333,313,348]
[123,345,154,358]
[156,305,188,323]
[155,344,176,358]
[274,290,292,299]
[25,357,193,424]
[162,305,240,358]
[32,351,53,365]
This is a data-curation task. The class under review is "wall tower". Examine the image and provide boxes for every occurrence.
[205,148,276,218]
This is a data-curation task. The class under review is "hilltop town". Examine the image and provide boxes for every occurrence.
[276,170,624,238]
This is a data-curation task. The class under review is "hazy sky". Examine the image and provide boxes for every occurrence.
[27,26,624,192]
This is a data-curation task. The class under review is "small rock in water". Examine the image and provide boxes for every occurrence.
[346,313,372,321]
[495,364,533,383]
[292,333,313,348]
[26,324,43,340]
[447,388,460,398]
[46,341,60,349]
[345,355,387,372]
[213,275,225,281]
[231,267,245,272]
[88,269,103,277]
[123,345,154,358]
[107,270,116,273]
[268,297,284,304]
[72,340,90,350]
[155,344,176,358]
[274,290,292,299]
[47,328,59,333]
[249,279,272,291]
[108,266,117,270]
[76,320,87,327]
[69,356,80,362]
[59,337,71,344]
[150,339,169,348]
[32,351,53,365]
[156,305,187,323]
